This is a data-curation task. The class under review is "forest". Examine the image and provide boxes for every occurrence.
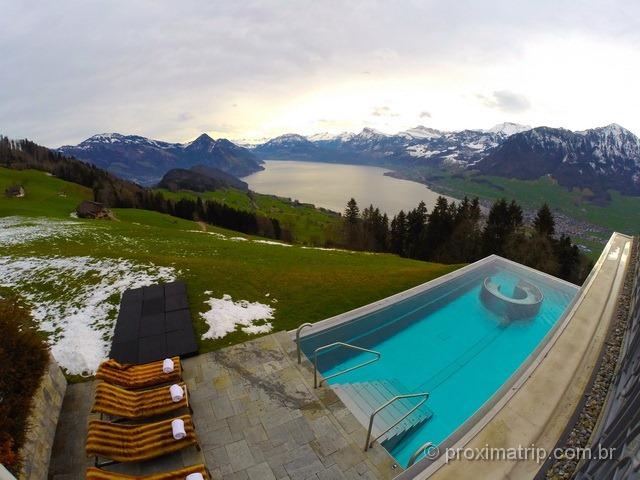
[341,196,591,284]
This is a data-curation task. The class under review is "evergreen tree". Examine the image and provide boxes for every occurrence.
[343,198,361,248]
[534,203,555,237]
[554,234,580,281]
[344,198,359,224]
[423,196,455,261]
[406,201,428,259]
[483,199,509,255]
[507,200,524,230]
[390,210,408,256]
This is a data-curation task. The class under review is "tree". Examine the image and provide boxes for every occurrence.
[505,232,559,276]
[406,201,428,259]
[483,198,516,255]
[343,198,362,248]
[554,234,580,282]
[423,196,455,261]
[507,200,523,230]
[344,198,359,224]
[390,210,408,256]
[534,203,555,237]
[444,196,482,263]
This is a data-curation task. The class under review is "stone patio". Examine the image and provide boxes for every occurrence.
[49,331,399,479]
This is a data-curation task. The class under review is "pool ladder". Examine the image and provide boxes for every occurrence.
[295,324,382,389]
[408,441,438,466]
[296,328,434,454]
[313,342,381,388]
[364,392,430,451]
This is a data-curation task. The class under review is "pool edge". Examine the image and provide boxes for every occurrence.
[406,232,634,480]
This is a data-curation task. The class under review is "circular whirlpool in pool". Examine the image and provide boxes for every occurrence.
[480,276,544,320]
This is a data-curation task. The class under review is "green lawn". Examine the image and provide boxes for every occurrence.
[1,168,461,374]
[157,187,343,246]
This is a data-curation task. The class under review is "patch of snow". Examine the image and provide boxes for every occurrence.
[252,240,291,247]
[200,294,274,339]
[187,229,227,239]
[484,122,532,136]
[308,132,338,142]
[0,255,177,375]
[399,126,444,140]
[230,236,248,241]
[300,246,348,252]
[0,216,85,246]
[406,145,439,158]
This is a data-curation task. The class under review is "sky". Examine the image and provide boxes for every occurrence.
[1,0,639,147]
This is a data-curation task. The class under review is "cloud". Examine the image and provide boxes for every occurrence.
[419,111,432,119]
[479,90,531,113]
[1,1,639,144]
[372,106,399,117]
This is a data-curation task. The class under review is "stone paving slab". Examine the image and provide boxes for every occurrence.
[49,331,398,479]
[185,331,399,480]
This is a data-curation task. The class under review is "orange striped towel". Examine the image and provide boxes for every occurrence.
[85,464,209,479]
[86,414,197,463]
[91,382,189,419]
[96,357,182,389]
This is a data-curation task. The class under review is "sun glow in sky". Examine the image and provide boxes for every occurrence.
[1,0,639,146]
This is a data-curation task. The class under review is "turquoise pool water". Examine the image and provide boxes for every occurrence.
[300,258,579,468]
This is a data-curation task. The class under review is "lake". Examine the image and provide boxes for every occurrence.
[242,160,451,216]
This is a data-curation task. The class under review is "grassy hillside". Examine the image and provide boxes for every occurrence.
[391,166,638,258]
[419,169,640,235]
[1,168,461,376]
[0,167,92,217]
[157,187,343,245]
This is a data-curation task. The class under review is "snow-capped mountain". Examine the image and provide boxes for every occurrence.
[59,133,263,185]
[484,122,532,137]
[251,122,640,195]
[475,124,640,195]
[70,132,181,150]
[253,124,529,166]
[399,126,444,140]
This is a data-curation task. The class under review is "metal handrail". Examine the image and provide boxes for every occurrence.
[408,441,436,466]
[295,323,313,364]
[313,342,381,388]
[364,392,429,451]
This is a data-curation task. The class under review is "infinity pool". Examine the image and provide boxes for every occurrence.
[299,256,579,468]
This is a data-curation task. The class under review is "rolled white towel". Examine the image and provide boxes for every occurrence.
[185,473,204,480]
[171,418,186,440]
[169,384,184,402]
[163,358,174,374]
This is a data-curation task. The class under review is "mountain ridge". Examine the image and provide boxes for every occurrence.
[157,165,249,192]
[59,132,263,186]
[475,124,640,196]
[251,122,640,196]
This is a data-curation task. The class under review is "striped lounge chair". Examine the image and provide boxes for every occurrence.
[91,382,190,421]
[96,357,182,389]
[86,414,199,467]
[85,464,210,479]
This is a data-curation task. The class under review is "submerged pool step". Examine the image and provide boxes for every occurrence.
[332,379,433,450]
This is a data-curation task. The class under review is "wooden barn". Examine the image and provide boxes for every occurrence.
[76,200,111,219]
[5,184,25,198]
